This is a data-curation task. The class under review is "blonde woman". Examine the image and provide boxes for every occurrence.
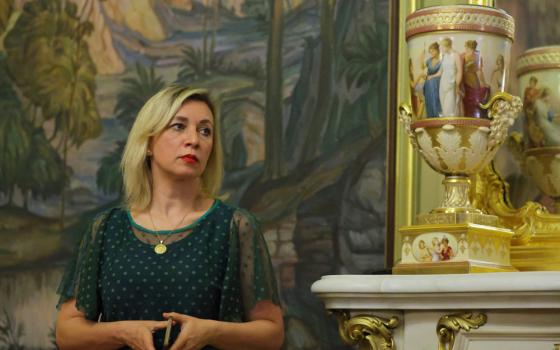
[55,85,284,350]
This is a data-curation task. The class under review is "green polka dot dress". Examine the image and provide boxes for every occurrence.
[57,199,280,350]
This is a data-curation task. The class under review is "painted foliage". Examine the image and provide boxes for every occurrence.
[0,0,388,348]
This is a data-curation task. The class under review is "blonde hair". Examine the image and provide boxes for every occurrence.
[441,37,452,48]
[121,85,223,211]
[465,40,477,50]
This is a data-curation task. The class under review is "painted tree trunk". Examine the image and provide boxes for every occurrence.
[264,0,284,179]
[302,0,335,163]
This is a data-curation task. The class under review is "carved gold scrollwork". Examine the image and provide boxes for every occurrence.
[332,310,399,350]
[473,164,554,245]
[437,312,487,350]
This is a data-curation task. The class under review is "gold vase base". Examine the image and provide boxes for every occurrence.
[512,244,560,271]
[509,210,560,271]
[393,222,516,275]
[429,207,483,214]
[393,260,517,275]
[416,212,498,226]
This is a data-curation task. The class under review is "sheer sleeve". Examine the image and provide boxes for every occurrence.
[56,210,112,321]
[220,208,280,322]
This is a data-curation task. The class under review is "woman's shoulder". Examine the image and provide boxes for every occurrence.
[88,205,127,230]
[215,199,260,227]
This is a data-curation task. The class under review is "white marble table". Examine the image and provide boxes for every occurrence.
[311,272,560,350]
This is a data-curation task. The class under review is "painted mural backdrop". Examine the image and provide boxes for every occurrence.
[0,0,389,348]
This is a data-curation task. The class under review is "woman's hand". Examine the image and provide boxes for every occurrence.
[118,320,169,350]
[164,312,214,350]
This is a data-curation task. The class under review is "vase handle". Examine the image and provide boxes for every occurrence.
[398,102,418,149]
[480,92,523,149]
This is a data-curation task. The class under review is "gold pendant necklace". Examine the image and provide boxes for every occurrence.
[149,207,190,255]
[154,241,167,255]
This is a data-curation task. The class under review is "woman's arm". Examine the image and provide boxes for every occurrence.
[56,298,168,350]
[166,300,284,350]
[429,61,443,79]
[455,52,463,88]
[477,56,488,86]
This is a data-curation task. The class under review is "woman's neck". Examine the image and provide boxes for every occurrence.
[150,175,206,217]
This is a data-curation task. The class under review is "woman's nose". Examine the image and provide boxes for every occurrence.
[184,127,199,147]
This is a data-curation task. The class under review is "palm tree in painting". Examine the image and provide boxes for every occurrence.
[97,63,165,195]
[4,0,101,227]
[0,308,24,350]
[114,63,166,131]
[0,56,32,207]
[0,97,30,206]
[338,23,388,139]
[18,126,68,209]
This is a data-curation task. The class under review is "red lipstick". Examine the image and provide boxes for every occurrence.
[180,154,198,164]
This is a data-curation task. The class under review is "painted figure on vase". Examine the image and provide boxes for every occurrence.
[534,87,560,146]
[461,40,490,118]
[409,58,426,118]
[524,76,541,109]
[440,237,454,261]
[489,54,505,97]
[437,37,463,117]
[417,240,432,262]
[423,42,442,118]
[523,76,544,147]
[430,237,441,262]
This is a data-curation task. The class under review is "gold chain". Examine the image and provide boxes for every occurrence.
[148,208,190,254]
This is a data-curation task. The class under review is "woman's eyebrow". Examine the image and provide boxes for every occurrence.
[171,115,213,126]
[198,119,213,126]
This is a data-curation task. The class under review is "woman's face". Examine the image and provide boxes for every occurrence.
[429,48,438,58]
[149,100,214,180]
[465,45,474,54]
[530,79,537,88]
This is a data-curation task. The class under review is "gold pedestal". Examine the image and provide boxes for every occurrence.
[393,213,517,275]
[510,212,560,271]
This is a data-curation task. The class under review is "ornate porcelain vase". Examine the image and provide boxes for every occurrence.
[400,5,522,218]
[516,46,560,213]
[394,5,522,274]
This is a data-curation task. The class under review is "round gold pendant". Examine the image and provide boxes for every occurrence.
[154,243,167,254]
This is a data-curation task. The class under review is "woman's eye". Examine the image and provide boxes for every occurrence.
[170,123,185,131]
[199,127,212,137]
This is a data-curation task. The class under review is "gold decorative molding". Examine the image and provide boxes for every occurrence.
[416,212,497,225]
[473,164,549,244]
[333,310,399,350]
[516,46,560,76]
[473,164,560,270]
[405,6,514,41]
[437,312,487,350]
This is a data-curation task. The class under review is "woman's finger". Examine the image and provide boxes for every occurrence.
[151,320,170,331]
[168,331,188,350]
[163,312,189,323]
[142,330,156,350]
